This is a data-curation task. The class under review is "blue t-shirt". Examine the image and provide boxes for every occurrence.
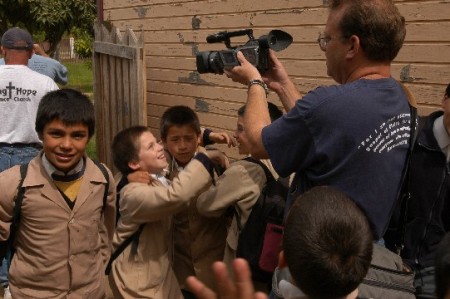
[0,54,68,85]
[262,78,410,239]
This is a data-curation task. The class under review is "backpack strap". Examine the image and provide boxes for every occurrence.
[6,163,30,265]
[235,157,276,231]
[104,173,143,275]
[243,157,275,183]
[393,115,425,254]
[390,83,421,254]
[105,224,144,275]
[92,160,110,211]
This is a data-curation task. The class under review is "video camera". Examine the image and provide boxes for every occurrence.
[196,29,293,74]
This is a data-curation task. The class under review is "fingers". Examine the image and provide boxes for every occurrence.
[212,261,237,299]
[236,51,248,64]
[127,170,151,184]
[254,292,269,299]
[186,276,218,299]
[232,258,256,299]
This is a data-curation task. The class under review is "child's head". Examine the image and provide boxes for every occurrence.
[160,105,201,166]
[36,89,95,139]
[435,233,450,299]
[283,186,373,299]
[235,102,282,155]
[35,89,95,172]
[112,126,167,175]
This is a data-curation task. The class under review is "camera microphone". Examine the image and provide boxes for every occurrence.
[206,32,227,43]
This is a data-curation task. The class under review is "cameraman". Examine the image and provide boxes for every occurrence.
[224,0,410,241]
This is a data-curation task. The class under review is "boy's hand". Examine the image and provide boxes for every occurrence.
[186,259,268,299]
[209,131,236,148]
[127,170,153,184]
[205,149,229,170]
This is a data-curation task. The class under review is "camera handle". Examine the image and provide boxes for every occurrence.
[206,29,255,49]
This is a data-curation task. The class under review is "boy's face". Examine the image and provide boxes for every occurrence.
[234,116,250,155]
[40,119,89,173]
[135,131,167,174]
[164,125,201,167]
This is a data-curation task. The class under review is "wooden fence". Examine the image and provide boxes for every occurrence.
[93,23,146,171]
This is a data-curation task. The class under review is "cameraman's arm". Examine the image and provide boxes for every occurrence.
[263,50,301,112]
[225,52,270,159]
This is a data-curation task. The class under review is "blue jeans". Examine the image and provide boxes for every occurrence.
[0,144,40,286]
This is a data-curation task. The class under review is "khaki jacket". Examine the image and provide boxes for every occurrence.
[196,159,277,272]
[0,154,116,299]
[109,159,212,299]
[167,148,228,290]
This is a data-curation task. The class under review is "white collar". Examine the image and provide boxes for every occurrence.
[150,173,170,187]
[433,115,450,152]
[42,153,84,177]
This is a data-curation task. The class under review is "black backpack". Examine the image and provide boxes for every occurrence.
[0,160,110,266]
[236,157,289,284]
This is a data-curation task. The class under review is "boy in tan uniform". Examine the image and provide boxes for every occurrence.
[160,105,231,298]
[0,89,116,298]
[109,125,228,299]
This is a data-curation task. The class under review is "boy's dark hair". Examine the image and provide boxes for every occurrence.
[445,83,450,98]
[112,126,150,175]
[283,186,373,299]
[238,102,283,122]
[35,89,95,138]
[435,233,450,299]
[160,105,201,141]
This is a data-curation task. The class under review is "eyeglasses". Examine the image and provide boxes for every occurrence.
[317,33,347,51]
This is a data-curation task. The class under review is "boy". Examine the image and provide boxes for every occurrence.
[0,88,116,298]
[109,125,228,299]
[160,105,230,297]
[187,186,374,299]
[196,103,283,291]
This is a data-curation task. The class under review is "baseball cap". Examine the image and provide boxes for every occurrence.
[1,27,33,50]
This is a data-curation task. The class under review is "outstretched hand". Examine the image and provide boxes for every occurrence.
[209,131,236,148]
[186,259,268,299]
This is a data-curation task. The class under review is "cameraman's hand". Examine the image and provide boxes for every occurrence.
[224,51,262,85]
[204,149,230,170]
[186,259,268,299]
[261,50,291,92]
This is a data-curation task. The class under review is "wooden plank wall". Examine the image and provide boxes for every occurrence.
[102,0,450,160]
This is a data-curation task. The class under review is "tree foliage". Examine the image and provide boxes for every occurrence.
[0,0,96,55]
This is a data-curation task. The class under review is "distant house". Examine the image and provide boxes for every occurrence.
[98,0,450,160]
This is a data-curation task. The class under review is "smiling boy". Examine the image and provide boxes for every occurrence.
[0,88,116,298]
[109,125,228,299]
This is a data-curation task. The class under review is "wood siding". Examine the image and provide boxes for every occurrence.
[102,0,450,160]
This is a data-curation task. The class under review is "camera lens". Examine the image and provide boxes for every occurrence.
[196,51,224,74]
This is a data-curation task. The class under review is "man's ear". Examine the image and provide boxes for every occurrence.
[278,250,288,268]
[128,160,141,171]
[346,35,360,59]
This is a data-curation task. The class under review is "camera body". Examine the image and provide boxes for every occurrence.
[196,29,292,75]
